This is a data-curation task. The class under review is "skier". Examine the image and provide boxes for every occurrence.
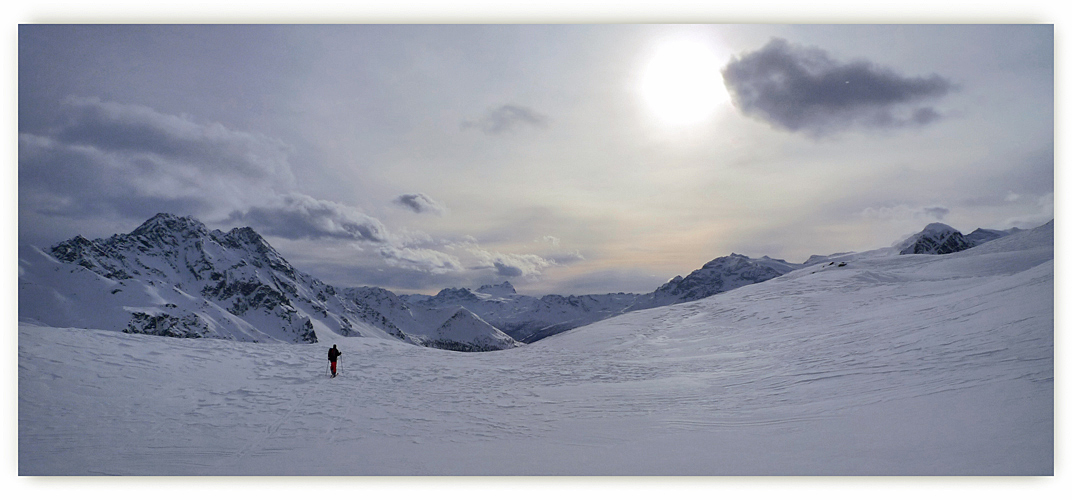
[328,344,342,378]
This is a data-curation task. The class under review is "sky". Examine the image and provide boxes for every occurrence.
[17,21,1055,296]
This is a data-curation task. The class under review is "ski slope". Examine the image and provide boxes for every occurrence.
[18,222,1053,475]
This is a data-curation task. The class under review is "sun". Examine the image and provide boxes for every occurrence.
[640,40,730,126]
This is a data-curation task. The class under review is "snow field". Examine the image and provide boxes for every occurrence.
[18,223,1053,476]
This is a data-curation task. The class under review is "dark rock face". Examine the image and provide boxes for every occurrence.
[899,224,974,255]
[124,312,214,339]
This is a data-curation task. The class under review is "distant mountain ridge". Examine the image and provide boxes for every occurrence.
[399,253,807,343]
[19,213,518,351]
[18,213,1026,348]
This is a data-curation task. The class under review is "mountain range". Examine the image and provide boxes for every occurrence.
[17,213,1022,350]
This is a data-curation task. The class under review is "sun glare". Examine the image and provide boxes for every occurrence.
[641,40,730,126]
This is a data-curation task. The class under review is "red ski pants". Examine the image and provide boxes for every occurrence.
[330,361,337,375]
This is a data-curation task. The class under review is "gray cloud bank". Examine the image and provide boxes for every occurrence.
[722,38,954,135]
[19,96,296,223]
[462,104,548,135]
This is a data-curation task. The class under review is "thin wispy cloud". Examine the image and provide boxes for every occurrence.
[722,38,954,135]
[461,104,549,135]
[378,245,464,274]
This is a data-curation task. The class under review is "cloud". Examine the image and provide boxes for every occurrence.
[722,38,954,135]
[461,104,548,135]
[392,193,447,215]
[55,96,294,182]
[378,245,464,274]
[862,204,954,224]
[922,206,950,220]
[538,235,560,247]
[19,97,295,222]
[458,243,555,278]
[547,249,586,265]
[19,97,396,244]
[228,193,389,242]
[17,97,571,287]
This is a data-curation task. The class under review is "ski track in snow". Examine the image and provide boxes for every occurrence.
[18,227,1053,475]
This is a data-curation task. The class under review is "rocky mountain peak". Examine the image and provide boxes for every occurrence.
[131,213,209,239]
[899,223,973,255]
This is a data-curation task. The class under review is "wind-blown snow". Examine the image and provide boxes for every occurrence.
[18,222,1052,475]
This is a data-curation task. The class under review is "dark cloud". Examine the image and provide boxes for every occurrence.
[228,193,389,242]
[392,193,446,215]
[19,97,296,226]
[461,104,548,135]
[493,262,525,277]
[19,98,402,249]
[722,38,954,135]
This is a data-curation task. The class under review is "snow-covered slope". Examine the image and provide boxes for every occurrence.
[18,220,1052,475]
[636,253,802,309]
[18,213,517,351]
[965,226,1023,246]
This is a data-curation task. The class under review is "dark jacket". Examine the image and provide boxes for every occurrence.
[328,347,341,362]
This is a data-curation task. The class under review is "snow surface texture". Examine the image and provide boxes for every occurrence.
[18,221,1053,475]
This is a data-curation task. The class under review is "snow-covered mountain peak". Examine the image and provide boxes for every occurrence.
[426,306,522,351]
[701,253,747,269]
[131,213,209,239]
[899,223,973,255]
[651,253,802,305]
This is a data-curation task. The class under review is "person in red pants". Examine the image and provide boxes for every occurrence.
[328,344,342,378]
